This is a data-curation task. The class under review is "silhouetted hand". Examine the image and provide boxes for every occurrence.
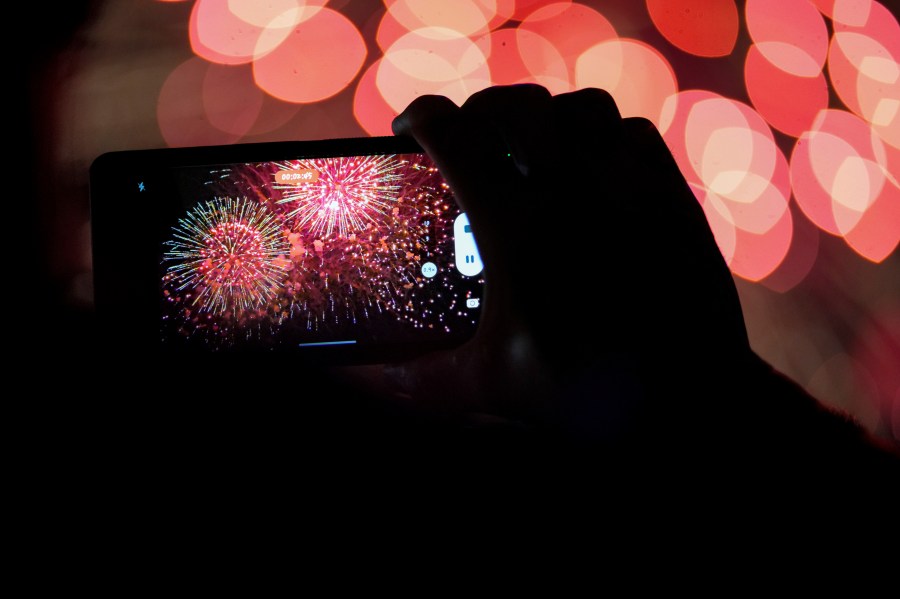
[384,85,757,441]
[381,83,900,477]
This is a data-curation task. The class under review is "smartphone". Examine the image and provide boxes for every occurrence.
[90,137,484,363]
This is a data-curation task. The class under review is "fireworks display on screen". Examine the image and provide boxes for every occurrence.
[161,154,479,346]
[162,196,289,319]
[275,155,404,238]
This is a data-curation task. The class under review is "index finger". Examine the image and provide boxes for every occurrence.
[392,93,516,210]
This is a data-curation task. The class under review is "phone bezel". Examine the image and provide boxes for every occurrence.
[90,136,481,364]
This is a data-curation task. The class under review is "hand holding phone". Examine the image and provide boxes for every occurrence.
[90,137,483,362]
[388,84,757,429]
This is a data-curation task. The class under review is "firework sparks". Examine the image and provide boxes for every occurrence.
[163,196,289,317]
[271,158,452,333]
[161,156,479,348]
[275,155,403,238]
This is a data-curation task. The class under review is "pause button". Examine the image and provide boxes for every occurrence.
[454,213,483,277]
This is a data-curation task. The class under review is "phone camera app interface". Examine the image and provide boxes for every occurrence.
[159,153,482,350]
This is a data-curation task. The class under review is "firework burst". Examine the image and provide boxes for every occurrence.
[161,157,477,348]
[163,196,289,317]
[273,158,456,333]
[275,155,403,238]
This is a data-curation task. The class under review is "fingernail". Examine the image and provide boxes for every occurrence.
[391,113,408,136]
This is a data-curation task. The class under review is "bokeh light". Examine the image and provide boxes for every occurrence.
[745,44,829,137]
[842,176,900,262]
[791,108,900,261]
[518,2,617,81]
[746,0,828,77]
[162,1,900,278]
[477,28,569,93]
[759,204,820,293]
[97,0,898,444]
[692,183,737,264]
[832,0,899,47]
[481,0,517,29]
[353,59,397,136]
[244,95,302,138]
[811,0,875,26]
[575,39,677,130]
[510,0,571,21]
[376,4,414,53]
[662,90,792,280]
[252,8,366,103]
[377,27,491,112]
[731,201,794,282]
[384,0,494,37]
[202,64,264,137]
[228,0,328,28]
[158,58,244,147]
[189,0,296,66]
[646,0,739,58]
[882,142,900,185]
[827,3,900,155]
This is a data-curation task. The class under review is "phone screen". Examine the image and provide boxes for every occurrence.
[91,138,484,360]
